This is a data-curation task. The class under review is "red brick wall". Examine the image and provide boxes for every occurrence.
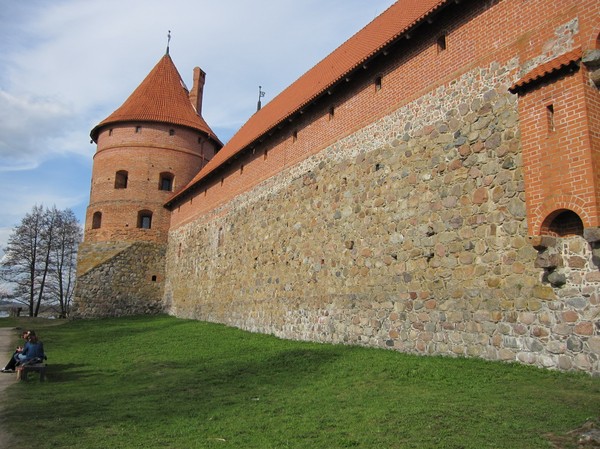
[85,122,218,243]
[519,69,599,233]
[170,0,597,234]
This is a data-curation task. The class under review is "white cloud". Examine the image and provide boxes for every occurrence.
[0,90,75,170]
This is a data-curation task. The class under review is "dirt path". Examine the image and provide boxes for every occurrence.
[0,327,17,447]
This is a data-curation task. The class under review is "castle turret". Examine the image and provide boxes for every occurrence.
[86,53,221,244]
[74,53,222,317]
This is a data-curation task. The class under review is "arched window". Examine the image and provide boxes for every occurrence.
[137,210,153,229]
[115,170,128,189]
[541,209,584,237]
[159,172,174,191]
[92,212,102,229]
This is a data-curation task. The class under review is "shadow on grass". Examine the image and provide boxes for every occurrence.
[36,345,342,422]
[43,363,94,383]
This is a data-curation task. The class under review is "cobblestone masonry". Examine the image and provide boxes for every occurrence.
[73,241,166,317]
[165,60,600,374]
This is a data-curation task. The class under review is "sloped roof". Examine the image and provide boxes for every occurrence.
[91,54,220,144]
[509,48,582,94]
[169,0,448,204]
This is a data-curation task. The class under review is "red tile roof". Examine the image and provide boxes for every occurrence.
[509,48,582,93]
[169,0,448,203]
[91,54,220,144]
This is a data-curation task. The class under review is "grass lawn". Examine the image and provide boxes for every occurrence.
[1,315,598,448]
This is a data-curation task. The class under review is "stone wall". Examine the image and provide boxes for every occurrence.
[164,59,599,374]
[73,241,166,318]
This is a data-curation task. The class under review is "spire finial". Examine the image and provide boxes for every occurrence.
[257,86,265,111]
[166,30,171,55]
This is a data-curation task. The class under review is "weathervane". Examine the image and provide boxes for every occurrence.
[166,30,171,55]
[257,86,265,111]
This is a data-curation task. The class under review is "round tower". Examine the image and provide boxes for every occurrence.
[74,53,221,318]
[85,55,221,243]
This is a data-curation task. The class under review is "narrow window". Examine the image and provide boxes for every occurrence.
[240,164,244,175]
[159,172,174,191]
[92,212,102,229]
[293,130,298,143]
[151,275,157,282]
[169,129,175,136]
[375,76,382,91]
[218,227,224,247]
[109,129,113,136]
[547,104,555,133]
[115,170,128,189]
[437,34,447,53]
[328,106,335,121]
[135,126,142,133]
[221,177,224,186]
[138,210,153,229]
[264,149,269,160]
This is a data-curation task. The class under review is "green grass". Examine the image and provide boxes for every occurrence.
[1,315,599,448]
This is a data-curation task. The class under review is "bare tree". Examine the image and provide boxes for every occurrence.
[48,208,82,317]
[1,205,82,317]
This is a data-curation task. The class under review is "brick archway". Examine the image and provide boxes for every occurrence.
[530,195,590,235]
[540,209,584,237]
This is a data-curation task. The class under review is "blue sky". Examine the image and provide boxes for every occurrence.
[0,0,396,254]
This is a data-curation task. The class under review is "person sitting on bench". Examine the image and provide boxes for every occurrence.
[15,331,45,366]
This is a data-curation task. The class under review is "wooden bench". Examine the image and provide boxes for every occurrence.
[16,363,46,381]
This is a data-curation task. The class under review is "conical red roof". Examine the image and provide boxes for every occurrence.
[90,54,219,143]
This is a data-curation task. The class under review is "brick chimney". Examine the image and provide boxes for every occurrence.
[189,67,206,116]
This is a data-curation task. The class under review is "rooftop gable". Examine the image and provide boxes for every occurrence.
[91,54,220,144]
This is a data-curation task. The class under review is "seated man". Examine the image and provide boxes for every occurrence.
[15,331,45,366]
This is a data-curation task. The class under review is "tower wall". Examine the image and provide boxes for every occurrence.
[75,120,219,317]
[85,122,217,243]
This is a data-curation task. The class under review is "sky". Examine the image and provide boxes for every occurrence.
[0,0,396,255]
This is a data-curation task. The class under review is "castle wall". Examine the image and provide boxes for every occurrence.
[162,0,600,373]
[165,62,599,373]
